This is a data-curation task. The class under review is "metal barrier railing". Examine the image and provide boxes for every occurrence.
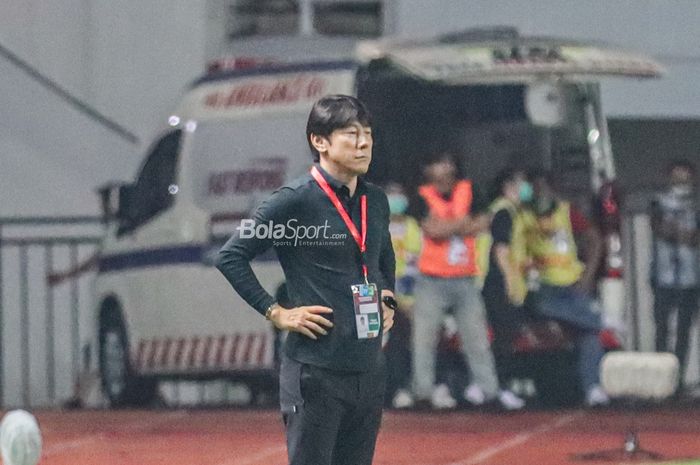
[0,216,103,408]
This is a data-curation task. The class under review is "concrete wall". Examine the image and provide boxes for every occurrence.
[0,0,208,216]
[90,0,208,144]
[0,52,137,217]
[0,0,94,101]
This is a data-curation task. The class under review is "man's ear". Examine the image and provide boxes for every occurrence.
[310,133,329,156]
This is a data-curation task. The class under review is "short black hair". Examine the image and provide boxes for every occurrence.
[306,95,372,162]
[527,168,555,187]
[423,151,466,179]
[489,167,520,202]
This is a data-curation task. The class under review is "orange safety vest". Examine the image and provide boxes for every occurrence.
[417,180,479,277]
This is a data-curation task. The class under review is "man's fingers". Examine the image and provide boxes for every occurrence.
[383,318,394,333]
[304,305,333,314]
[308,313,334,328]
[303,320,328,336]
[383,308,395,333]
[297,325,317,340]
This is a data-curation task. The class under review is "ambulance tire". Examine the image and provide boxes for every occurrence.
[99,307,158,407]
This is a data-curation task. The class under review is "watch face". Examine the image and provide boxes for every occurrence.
[382,296,398,310]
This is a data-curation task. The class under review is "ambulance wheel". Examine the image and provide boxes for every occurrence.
[99,307,157,407]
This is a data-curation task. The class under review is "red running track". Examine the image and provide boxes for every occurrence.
[14,407,700,465]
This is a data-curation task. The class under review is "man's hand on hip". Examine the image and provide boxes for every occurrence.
[269,305,334,340]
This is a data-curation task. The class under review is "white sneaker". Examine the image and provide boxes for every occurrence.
[392,389,415,409]
[463,383,486,406]
[522,379,537,398]
[585,385,610,407]
[498,389,526,410]
[431,384,457,409]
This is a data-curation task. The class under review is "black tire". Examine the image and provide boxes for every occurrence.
[99,307,158,407]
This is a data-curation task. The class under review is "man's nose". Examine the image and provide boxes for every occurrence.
[356,133,370,148]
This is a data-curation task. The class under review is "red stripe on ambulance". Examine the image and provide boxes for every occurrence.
[216,335,226,367]
[229,334,242,366]
[242,333,255,365]
[188,337,200,368]
[160,338,173,368]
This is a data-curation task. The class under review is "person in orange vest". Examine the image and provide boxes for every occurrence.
[522,170,609,407]
[408,151,524,410]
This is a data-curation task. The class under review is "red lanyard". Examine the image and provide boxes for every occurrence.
[311,166,369,283]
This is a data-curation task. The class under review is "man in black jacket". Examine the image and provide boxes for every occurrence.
[216,94,396,465]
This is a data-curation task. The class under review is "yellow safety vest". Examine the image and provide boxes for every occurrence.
[389,215,422,307]
[390,215,422,279]
[521,201,584,287]
[485,197,528,304]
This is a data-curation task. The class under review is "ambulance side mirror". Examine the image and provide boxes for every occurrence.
[97,182,129,224]
[117,184,136,225]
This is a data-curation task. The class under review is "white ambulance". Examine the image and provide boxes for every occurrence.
[93,28,662,406]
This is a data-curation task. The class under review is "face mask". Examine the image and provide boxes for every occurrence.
[519,182,533,203]
[388,194,409,215]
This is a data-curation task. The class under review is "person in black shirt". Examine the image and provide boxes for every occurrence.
[482,168,531,386]
[216,95,396,465]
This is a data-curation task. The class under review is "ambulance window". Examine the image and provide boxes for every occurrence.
[228,0,299,38]
[225,0,383,38]
[313,2,383,37]
[124,130,182,231]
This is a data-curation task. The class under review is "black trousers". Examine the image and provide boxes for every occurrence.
[482,284,527,385]
[279,353,386,465]
[653,287,699,376]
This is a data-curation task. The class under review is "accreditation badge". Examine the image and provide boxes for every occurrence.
[447,236,469,265]
[351,283,381,339]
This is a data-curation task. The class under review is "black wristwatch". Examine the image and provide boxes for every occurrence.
[382,295,398,310]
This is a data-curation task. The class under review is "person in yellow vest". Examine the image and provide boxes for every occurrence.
[522,170,609,407]
[409,152,524,410]
[386,183,422,305]
[482,168,532,394]
[383,182,423,409]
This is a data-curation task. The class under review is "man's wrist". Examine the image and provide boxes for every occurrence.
[265,302,280,321]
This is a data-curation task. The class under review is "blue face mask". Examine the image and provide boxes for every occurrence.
[388,194,409,215]
[519,181,534,203]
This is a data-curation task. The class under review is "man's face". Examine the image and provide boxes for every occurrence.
[532,176,555,215]
[670,166,693,187]
[425,159,457,192]
[532,177,552,200]
[315,122,373,176]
